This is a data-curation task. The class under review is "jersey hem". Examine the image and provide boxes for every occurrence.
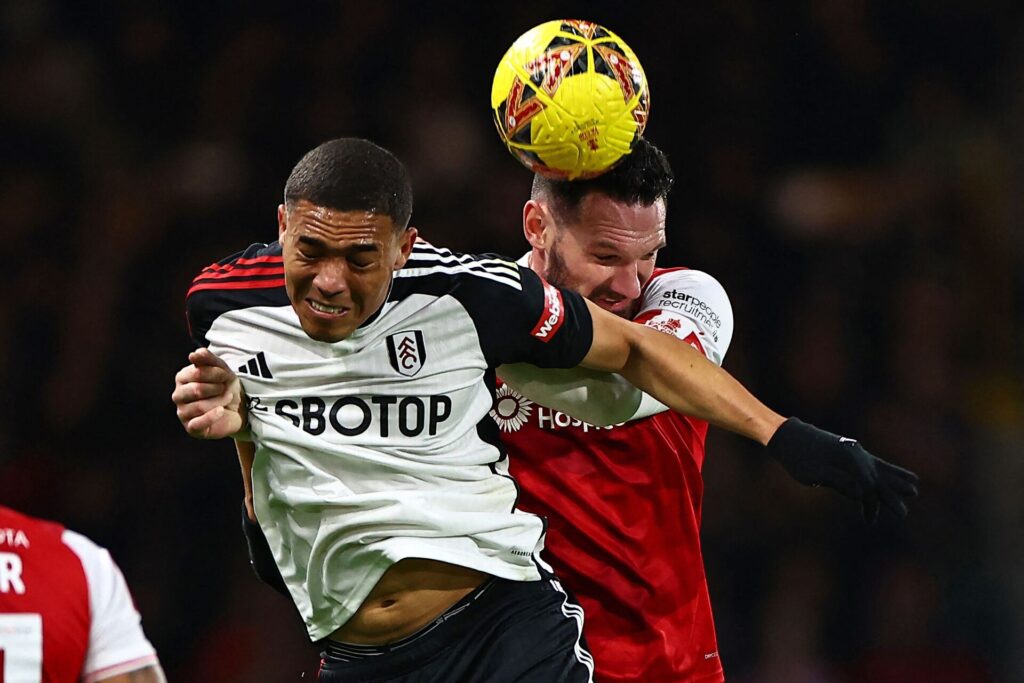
[304,546,542,641]
[82,654,160,682]
[602,666,723,683]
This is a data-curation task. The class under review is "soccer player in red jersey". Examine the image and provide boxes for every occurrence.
[493,138,905,682]
[0,505,164,683]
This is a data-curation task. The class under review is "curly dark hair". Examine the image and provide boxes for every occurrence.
[530,137,674,221]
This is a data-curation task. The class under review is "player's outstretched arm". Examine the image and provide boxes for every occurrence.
[581,300,919,520]
[171,348,247,439]
[581,300,783,443]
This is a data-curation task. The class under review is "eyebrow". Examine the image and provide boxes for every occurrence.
[297,235,325,248]
[297,236,380,253]
[592,240,667,252]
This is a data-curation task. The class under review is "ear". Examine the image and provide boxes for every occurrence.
[523,199,549,250]
[277,204,288,241]
[394,227,418,269]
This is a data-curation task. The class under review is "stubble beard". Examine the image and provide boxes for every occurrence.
[543,242,576,293]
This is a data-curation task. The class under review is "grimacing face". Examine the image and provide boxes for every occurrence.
[528,193,666,318]
[278,199,416,342]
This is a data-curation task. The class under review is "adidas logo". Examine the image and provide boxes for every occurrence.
[237,351,273,379]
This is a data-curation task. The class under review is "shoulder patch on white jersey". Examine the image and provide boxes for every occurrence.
[400,242,522,290]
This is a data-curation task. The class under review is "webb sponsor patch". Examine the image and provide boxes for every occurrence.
[531,279,566,342]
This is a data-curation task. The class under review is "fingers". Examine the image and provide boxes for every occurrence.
[861,491,880,524]
[172,350,245,440]
[184,404,244,439]
[171,378,228,404]
[823,463,861,500]
[189,347,232,371]
[184,406,225,438]
[886,474,919,499]
[174,362,236,388]
[877,461,920,496]
[175,391,235,425]
[878,485,910,518]
[172,350,239,414]
[875,456,919,480]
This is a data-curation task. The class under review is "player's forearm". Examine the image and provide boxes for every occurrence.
[583,302,782,443]
[621,325,783,444]
[235,439,257,522]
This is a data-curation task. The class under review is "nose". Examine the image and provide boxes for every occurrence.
[313,259,348,299]
[607,262,642,301]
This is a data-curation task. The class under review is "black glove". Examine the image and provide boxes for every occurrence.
[764,417,919,522]
[241,502,291,598]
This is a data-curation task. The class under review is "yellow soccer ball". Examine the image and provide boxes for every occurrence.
[491,19,650,180]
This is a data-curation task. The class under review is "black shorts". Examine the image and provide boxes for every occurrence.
[317,567,594,683]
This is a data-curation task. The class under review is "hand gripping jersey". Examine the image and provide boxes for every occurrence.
[496,266,734,683]
[186,240,594,640]
[0,506,158,683]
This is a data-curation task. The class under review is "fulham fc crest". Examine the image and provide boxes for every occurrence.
[386,330,426,377]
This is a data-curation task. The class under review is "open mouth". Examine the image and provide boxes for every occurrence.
[307,299,348,317]
[596,298,627,310]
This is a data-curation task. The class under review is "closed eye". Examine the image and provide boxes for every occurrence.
[349,257,376,269]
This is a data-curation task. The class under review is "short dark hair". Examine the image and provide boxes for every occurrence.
[531,137,674,221]
[284,138,414,230]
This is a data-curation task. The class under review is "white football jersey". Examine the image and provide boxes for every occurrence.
[186,240,593,640]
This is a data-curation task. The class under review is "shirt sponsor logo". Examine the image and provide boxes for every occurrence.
[535,406,622,432]
[634,311,709,356]
[490,384,534,432]
[271,394,452,438]
[494,386,621,433]
[635,310,684,337]
[386,330,427,377]
[531,280,566,342]
[658,289,721,335]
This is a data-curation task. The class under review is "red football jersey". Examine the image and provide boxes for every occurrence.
[497,267,734,682]
[0,506,158,683]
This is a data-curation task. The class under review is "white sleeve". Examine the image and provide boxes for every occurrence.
[498,269,734,426]
[497,363,644,427]
[625,269,734,419]
[61,530,159,682]
[634,269,733,366]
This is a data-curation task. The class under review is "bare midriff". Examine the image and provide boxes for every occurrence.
[329,559,488,645]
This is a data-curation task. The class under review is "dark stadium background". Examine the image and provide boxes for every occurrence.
[2,1,1021,680]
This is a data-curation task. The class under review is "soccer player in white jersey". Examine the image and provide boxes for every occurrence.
[172,138,919,681]
[0,505,164,683]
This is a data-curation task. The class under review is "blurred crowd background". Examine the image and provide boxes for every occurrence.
[1,1,1021,680]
